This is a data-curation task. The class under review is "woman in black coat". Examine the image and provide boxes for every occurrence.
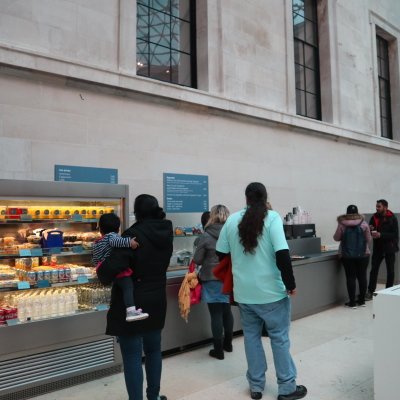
[97,194,173,400]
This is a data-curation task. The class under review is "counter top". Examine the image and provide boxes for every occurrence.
[167,251,339,284]
[291,251,338,266]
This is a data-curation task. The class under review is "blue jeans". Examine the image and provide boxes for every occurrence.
[239,297,297,395]
[118,330,162,400]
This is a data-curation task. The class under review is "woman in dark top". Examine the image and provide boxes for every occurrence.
[193,204,233,360]
[97,194,173,400]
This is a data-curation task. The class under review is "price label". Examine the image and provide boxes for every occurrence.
[6,319,20,326]
[20,215,32,221]
[96,304,109,311]
[31,248,43,257]
[77,275,89,284]
[72,214,83,222]
[72,245,83,254]
[17,281,30,290]
[37,280,51,288]
[19,249,32,257]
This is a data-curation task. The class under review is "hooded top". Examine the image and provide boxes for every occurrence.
[97,218,173,336]
[333,213,372,257]
[193,223,223,281]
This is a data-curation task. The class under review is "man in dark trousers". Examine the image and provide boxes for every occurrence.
[366,199,399,300]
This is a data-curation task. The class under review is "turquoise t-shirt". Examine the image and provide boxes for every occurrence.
[216,209,289,304]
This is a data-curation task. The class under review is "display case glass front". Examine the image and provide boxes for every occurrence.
[0,196,123,326]
[167,212,204,271]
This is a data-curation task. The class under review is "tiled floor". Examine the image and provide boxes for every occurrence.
[33,299,376,400]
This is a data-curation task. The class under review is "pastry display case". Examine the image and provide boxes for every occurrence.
[0,179,128,400]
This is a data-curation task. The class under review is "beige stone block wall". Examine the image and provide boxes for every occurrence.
[0,70,399,246]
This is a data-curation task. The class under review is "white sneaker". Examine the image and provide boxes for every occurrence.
[126,307,149,322]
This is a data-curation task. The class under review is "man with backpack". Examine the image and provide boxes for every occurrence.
[333,205,372,308]
[365,199,399,300]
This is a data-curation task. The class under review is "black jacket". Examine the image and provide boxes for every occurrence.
[97,219,173,336]
[369,211,399,254]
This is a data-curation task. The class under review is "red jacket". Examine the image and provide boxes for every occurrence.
[213,255,234,303]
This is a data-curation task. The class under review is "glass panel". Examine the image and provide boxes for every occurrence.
[171,18,190,53]
[304,0,316,21]
[171,51,191,86]
[306,92,317,118]
[136,0,193,88]
[383,59,389,80]
[379,78,386,97]
[377,56,382,76]
[149,9,171,47]
[293,0,304,17]
[379,38,386,58]
[305,67,316,93]
[136,40,149,76]
[293,14,305,40]
[305,20,317,46]
[149,43,171,82]
[380,98,387,118]
[381,118,388,137]
[304,43,315,68]
[294,40,304,65]
[376,38,382,58]
[295,64,305,90]
[137,5,149,41]
[172,0,190,21]
[296,90,306,115]
[148,0,170,13]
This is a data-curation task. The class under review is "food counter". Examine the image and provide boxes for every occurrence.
[0,179,128,400]
[162,250,346,352]
[290,251,346,319]
[0,186,346,400]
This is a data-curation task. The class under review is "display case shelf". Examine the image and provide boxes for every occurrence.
[0,218,99,224]
[0,277,99,292]
[173,234,201,238]
[0,249,93,259]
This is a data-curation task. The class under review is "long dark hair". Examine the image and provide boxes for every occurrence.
[134,194,166,222]
[238,182,268,254]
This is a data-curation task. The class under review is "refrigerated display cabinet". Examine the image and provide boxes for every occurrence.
[0,179,128,400]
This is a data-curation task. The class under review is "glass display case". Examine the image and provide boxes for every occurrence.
[167,212,204,271]
[0,179,128,399]
[0,197,123,324]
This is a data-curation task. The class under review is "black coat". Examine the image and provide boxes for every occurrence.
[97,219,173,336]
[369,211,399,254]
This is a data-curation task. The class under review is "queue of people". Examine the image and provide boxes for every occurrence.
[334,199,399,308]
[95,185,398,400]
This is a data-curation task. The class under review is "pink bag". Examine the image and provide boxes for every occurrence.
[189,260,202,305]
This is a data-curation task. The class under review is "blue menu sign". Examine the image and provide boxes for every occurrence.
[163,173,209,213]
[55,165,118,184]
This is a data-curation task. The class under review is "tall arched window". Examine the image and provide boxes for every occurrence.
[136,0,197,88]
[293,0,321,119]
[376,35,393,139]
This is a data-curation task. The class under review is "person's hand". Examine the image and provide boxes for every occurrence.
[371,231,381,239]
[288,289,297,296]
[130,237,139,249]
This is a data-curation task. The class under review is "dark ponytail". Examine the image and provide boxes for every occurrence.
[238,182,268,254]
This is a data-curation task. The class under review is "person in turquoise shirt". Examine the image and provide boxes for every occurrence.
[216,182,307,400]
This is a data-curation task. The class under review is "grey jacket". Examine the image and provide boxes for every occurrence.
[193,223,223,281]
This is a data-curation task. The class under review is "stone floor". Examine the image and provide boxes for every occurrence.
[33,298,376,400]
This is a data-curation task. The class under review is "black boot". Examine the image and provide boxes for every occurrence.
[209,339,224,360]
[223,332,233,352]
